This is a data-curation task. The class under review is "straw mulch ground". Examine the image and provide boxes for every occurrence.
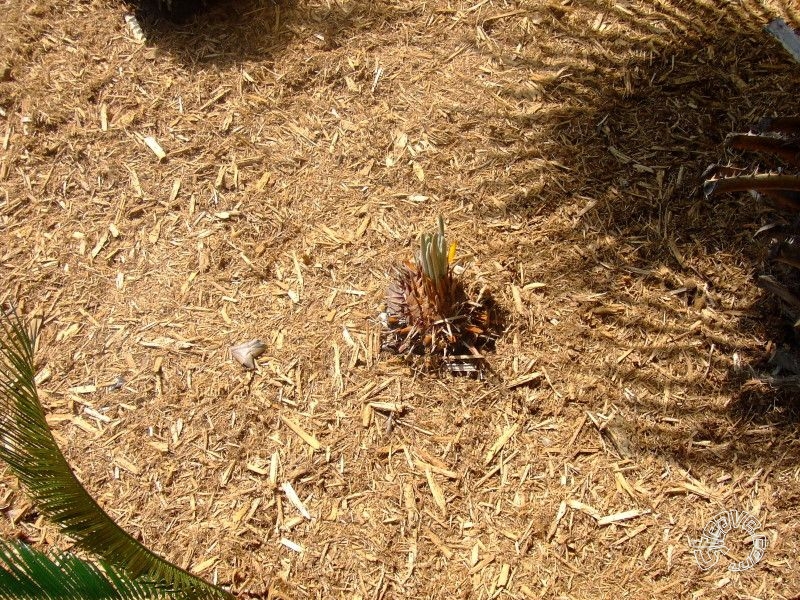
[2,0,800,598]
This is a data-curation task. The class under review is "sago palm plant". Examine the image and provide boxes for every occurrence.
[0,305,232,599]
[381,217,498,375]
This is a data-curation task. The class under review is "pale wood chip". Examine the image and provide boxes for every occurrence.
[280,538,303,553]
[484,423,519,465]
[280,415,321,450]
[506,372,543,389]
[547,500,567,541]
[113,456,141,475]
[143,136,166,160]
[425,467,447,516]
[597,508,649,526]
[566,499,602,520]
[424,527,453,559]
[414,458,459,480]
[468,553,496,575]
[191,556,218,574]
[280,481,311,520]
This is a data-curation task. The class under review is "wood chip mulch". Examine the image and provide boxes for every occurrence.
[2,0,800,598]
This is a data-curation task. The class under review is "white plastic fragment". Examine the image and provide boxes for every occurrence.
[124,14,146,43]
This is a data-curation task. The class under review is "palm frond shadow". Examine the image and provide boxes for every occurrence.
[466,0,800,434]
[0,306,232,599]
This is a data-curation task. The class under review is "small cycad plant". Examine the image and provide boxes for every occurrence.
[382,217,499,375]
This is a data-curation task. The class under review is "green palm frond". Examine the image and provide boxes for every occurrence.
[0,538,176,600]
[0,307,232,600]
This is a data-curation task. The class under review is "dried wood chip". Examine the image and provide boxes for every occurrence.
[147,441,169,454]
[424,528,453,559]
[369,401,405,413]
[113,456,141,475]
[139,337,193,350]
[45,414,73,426]
[269,451,279,487]
[164,179,180,204]
[484,423,519,465]
[281,515,305,532]
[612,523,649,546]
[245,498,262,523]
[414,459,459,480]
[83,407,111,423]
[566,499,602,520]
[280,415,321,450]
[281,481,311,519]
[547,500,567,541]
[511,284,525,314]
[597,509,649,526]
[665,481,719,500]
[255,170,272,191]
[246,462,268,475]
[361,403,373,427]
[231,503,249,526]
[71,416,101,436]
[191,556,218,574]
[468,553,496,575]
[280,538,303,553]
[425,467,447,516]
[143,136,166,161]
[69,384,97,394]
[90,231,108,259]
[199,87,231,112]
[614,470,638,501]
[506,372,543,389]
[496,563,510,589]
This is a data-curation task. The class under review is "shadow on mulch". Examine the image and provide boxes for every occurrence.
[469,0,800,462]
[128,0,398,70]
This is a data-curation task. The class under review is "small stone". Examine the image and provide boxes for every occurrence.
[230,339,266,370]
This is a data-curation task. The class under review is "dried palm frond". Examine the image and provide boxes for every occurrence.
[704,117,800,214]
[704,117,800,329]
[381,217,499,375]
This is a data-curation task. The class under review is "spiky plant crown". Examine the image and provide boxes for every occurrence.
[382,217,497,374]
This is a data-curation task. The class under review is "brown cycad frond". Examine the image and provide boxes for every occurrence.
[705,119,800,214]
[381,217,499,375]
[704,118,800,330]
